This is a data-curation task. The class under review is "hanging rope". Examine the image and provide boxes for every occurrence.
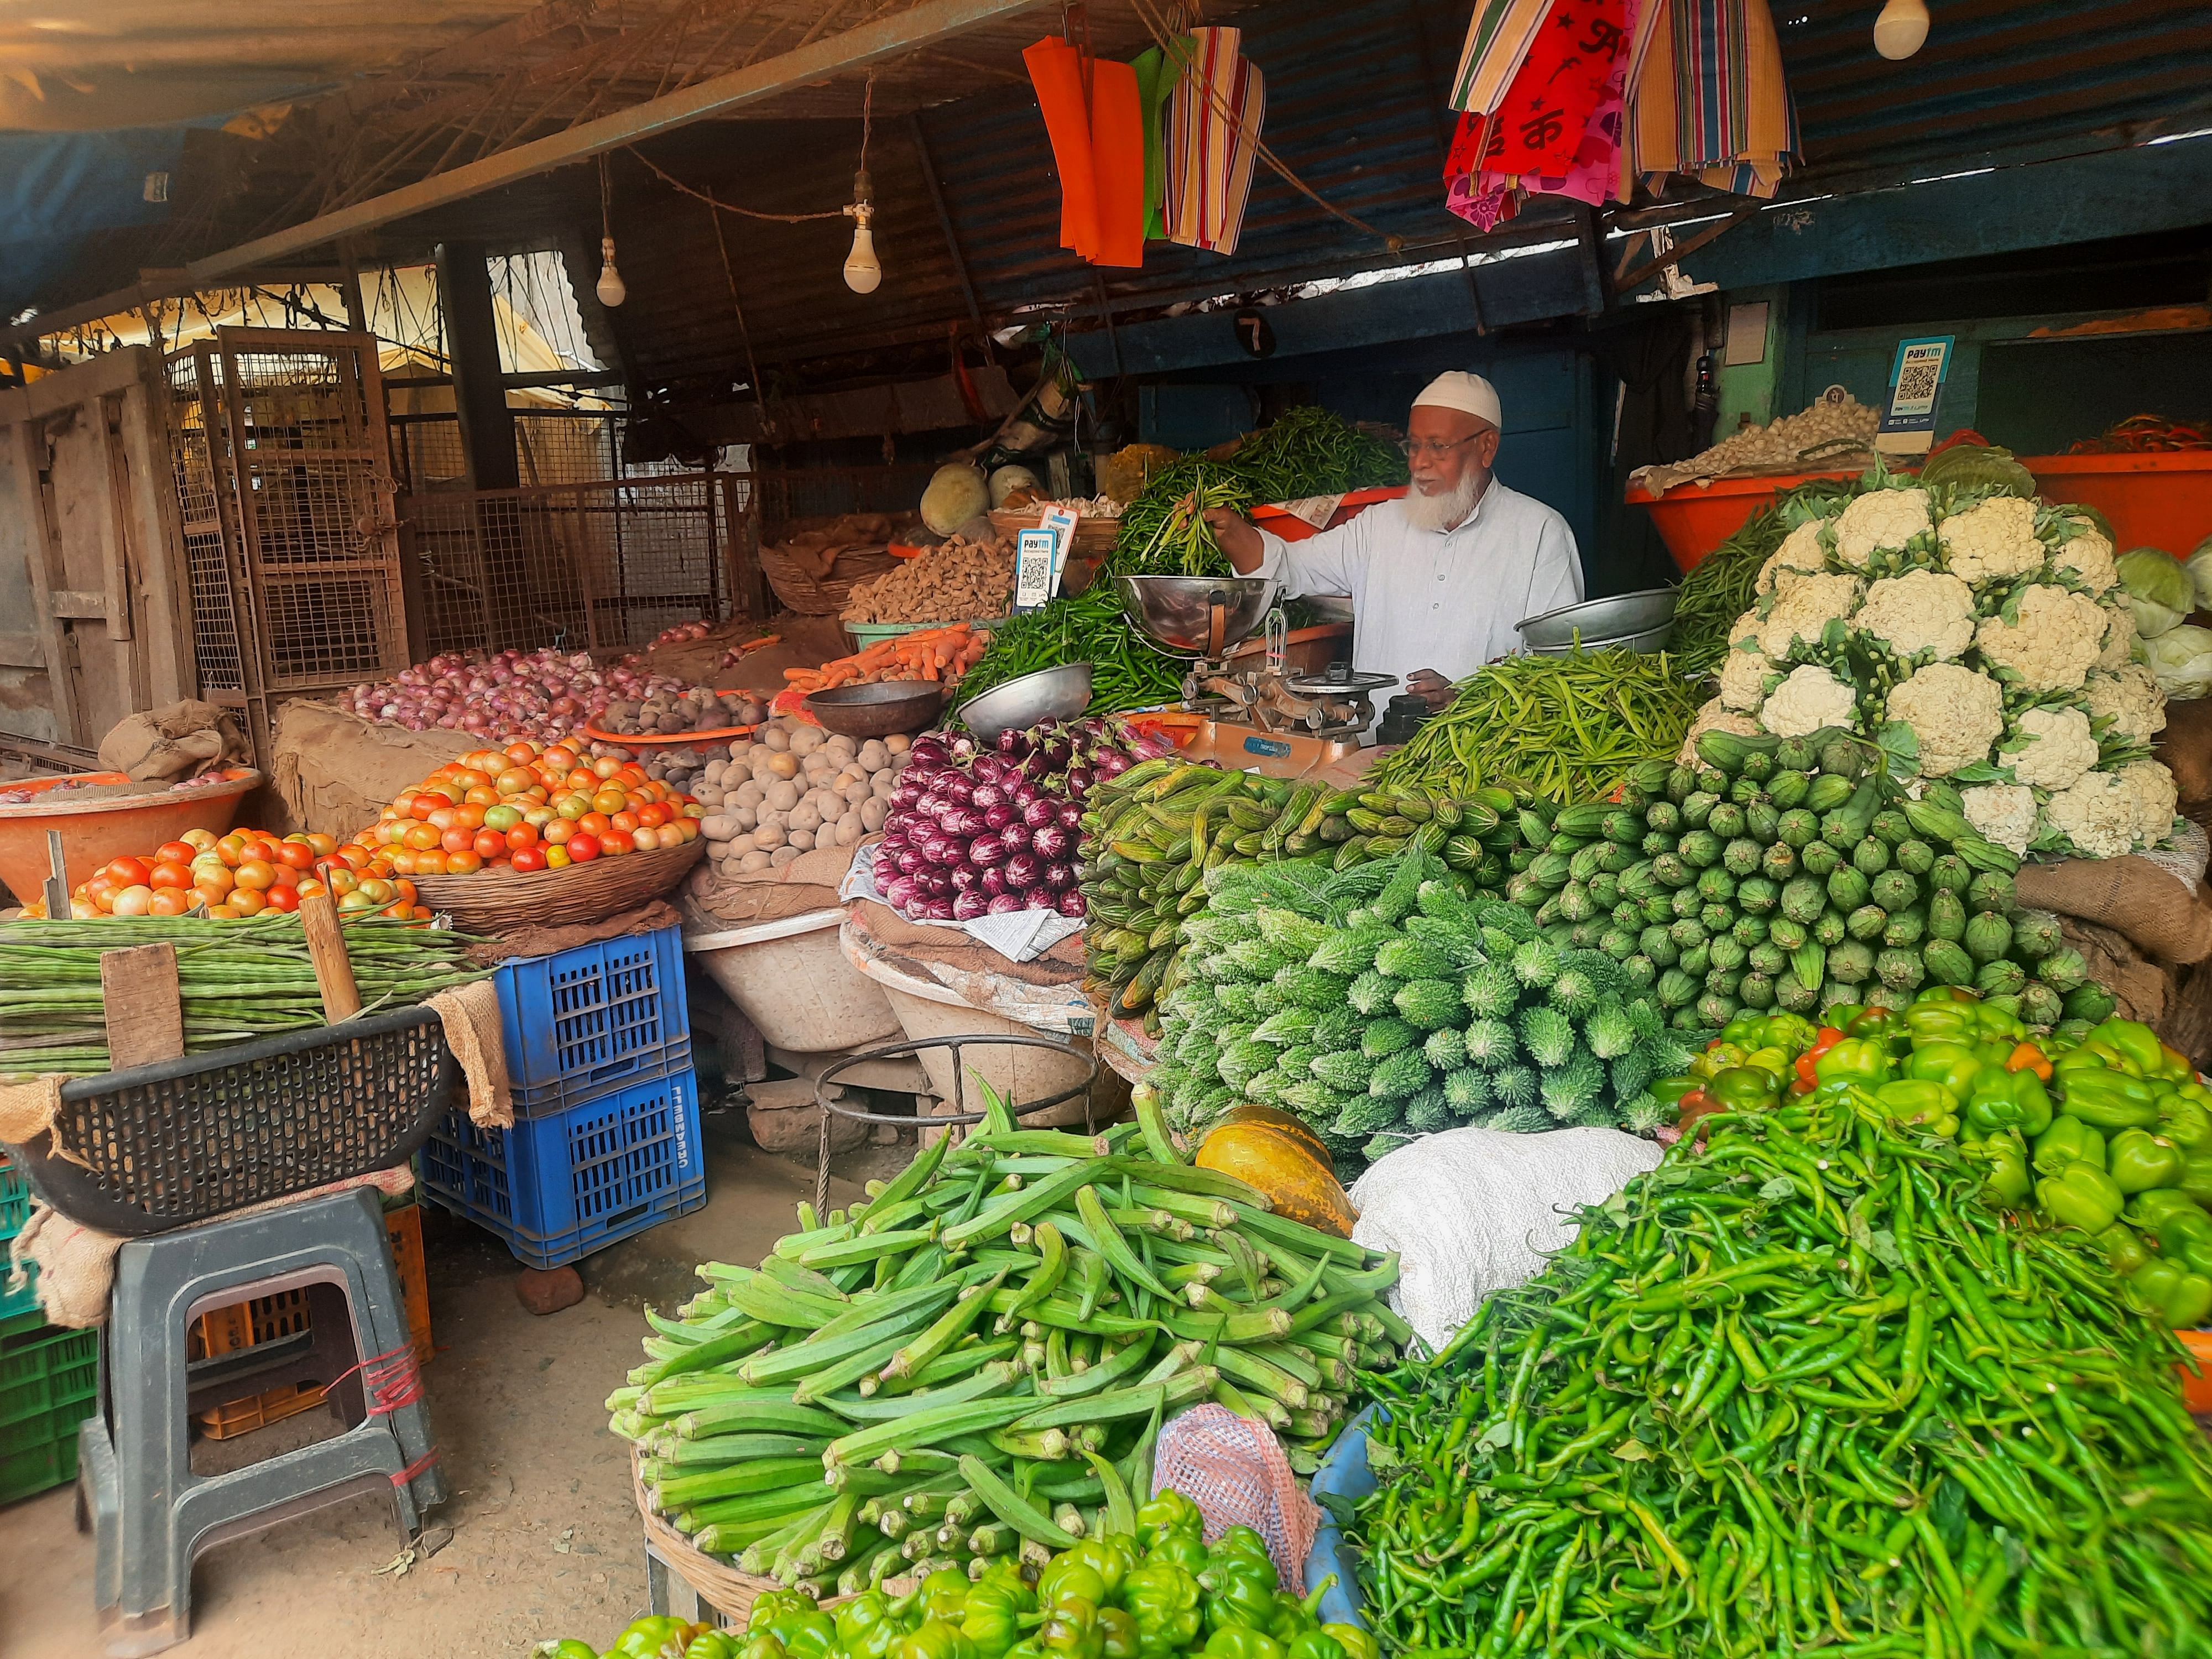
[628,148,847,221]
[1125,0,1405,252]
[706,201,779,443]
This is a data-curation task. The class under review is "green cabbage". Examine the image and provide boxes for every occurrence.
[2146,624,2212,700]
[2117,545,2193,639]
[2189,535,2212,613]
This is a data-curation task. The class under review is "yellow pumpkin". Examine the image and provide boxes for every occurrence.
[1196,1107,1358,1237]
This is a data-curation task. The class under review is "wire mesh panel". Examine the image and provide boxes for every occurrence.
[163,346,252,698]
[404,475,740,657]
[216,329,410,691]
[391,409,624,495]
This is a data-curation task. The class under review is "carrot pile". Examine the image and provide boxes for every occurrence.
[781,624,992,694]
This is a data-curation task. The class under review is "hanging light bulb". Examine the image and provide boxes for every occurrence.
[842,167,882,295]
[1874,0,1929,59]
[596,234,627,307]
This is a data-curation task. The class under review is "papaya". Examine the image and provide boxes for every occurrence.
[1196,1107,1358,1238]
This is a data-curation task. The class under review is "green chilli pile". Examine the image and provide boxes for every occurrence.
[607,1089,1405,1592]
[0,914,487,1075]
[1364,649,1701,806]
[1077,756,1517,1034]
[1150,845,1705,1169]
[1348,1088,2212,1658]
[952,586,1185,718]
[1571,728,2105,1029]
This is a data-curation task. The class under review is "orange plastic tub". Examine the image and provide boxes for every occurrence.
[2021,451,2212,555]
[1628,471,1867,575]
[0,767,260,904]
[1252,486,1406,543]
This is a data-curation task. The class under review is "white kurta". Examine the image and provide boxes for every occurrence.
[1251,481,1584,705]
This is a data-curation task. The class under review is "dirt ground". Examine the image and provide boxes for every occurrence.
[0,1110,883,1659]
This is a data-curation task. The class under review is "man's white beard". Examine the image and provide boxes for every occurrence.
[1402,469,1484,532]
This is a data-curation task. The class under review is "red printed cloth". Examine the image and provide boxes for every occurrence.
[1445,0,1634,231]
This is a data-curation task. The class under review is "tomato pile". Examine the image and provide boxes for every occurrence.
[55,828,427,921]
[349,740,703,878]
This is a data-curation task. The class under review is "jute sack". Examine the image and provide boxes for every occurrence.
[2015,821,2212,964]
[268,701,478,838]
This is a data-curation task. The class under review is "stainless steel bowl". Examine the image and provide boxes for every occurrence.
[1522,622,1674,657]
[954,662,1094,739]
[805,680,946,737]
[1517,589,1678,651]
[1115,575,1276,658]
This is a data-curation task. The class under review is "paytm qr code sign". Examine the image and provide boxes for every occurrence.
[1877,335,1954,454]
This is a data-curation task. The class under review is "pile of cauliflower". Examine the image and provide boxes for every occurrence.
[1700,479,2178,861]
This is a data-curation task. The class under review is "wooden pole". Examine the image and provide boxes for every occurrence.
[299,891,363,1022]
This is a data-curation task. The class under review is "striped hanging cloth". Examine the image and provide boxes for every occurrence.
[1164,27,1266,255]
[1619,0,1798,199]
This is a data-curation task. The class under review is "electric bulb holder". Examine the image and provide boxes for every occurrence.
[596,234,627,307]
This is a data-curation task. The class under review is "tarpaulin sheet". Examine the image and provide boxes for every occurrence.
[0,127,186,313]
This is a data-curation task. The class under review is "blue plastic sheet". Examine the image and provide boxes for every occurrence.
[1303,1403,1385,1630]
[0,127,186,315]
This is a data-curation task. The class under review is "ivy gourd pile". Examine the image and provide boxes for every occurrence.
[1348,1088,2212,1659]
[1149,849,1706,1169]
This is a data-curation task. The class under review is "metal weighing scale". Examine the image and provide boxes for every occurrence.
[1114,575,1395,778]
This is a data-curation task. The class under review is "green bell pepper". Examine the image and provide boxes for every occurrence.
[1963,1064,2053,1138]
[920,1572,975,1625]
[612,1620,688,1659]
[1693,1042,1748,1080]
[2090,1018,2169,1078]
[771,1613,838,1659]
[2162,1092,2212,1153]
[2098,1223,2151,1276]
[1120,1562,1204,1659]
[1815,1039,1895,1090]
[1984,1139,2032,1206]
[1904,1003,1977,1046]
[750,1595,817,1636]
[1907,1042,1984,1098]
[1098,1609,1140,1659]
[1707,1066,1781,1112]
[2180,1155,2212,1207]
[2126,1186,2203,1233]
[2157,1209,2212,1279]
[2037,1161,2126,1234]
[1037,1603,1104,1659]
[1319,1628,1375,1659]
[2107,1129,2185,1195]
[1054,1541,1135,1602]
[2034,1115,2105,1175]
[1039,1566,1111,1616]
[1284,1634,1345,1659]
[1198,1544,1279,1637]
[739,1637,790,1659]
[1136,1491,1204,1552]
[1199,1632,1285,1659]
[1875,1079,1959,1136]
[2132,1257,2212,1328]
[2057,1067,2163,1130]
[961,1570,1032,1659]
[842,1596,912,1659]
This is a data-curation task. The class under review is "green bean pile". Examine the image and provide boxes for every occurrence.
[0,914,488,1074]
[1350,1091,2212,1659]
[1113,463,1255,578]
[1670,478,1866,677]
[1230,405,1407,500]
[952,586,1185,717]
[1364,649,1700,806]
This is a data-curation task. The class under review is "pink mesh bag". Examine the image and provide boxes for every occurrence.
[1150,1403,1321,1593]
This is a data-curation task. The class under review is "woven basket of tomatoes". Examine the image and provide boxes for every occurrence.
[346,740,707,930]
[33,827,429,922]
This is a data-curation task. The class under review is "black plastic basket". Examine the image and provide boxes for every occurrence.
[4,1006,455,1237]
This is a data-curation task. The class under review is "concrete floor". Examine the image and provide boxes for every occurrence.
[0,1097,883,1659]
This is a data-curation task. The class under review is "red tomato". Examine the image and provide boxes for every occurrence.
[504,824,539,851]
[148,861,192,890]
[609,810,639,835]
[444,849,484,874]
[598,828,634,855]
[106,856,152,888]
[260,883,301,913]
[541,818,573,845]
[440,828,475,855]
[566,832,601,862]
[510,846,548,873]
[154,841,197,866]
[472,828,507,859]
[275,841,315,871]
[503,742,538,765]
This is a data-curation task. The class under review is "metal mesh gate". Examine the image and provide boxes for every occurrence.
[403,475,745,657]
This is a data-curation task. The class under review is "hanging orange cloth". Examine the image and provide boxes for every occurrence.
[1024,38,1147,267]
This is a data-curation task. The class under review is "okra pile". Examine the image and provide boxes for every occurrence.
[1079,755,1520,1034]
[1349,1091,2212,1658]
[606,1088,1404,1596]
[1539,725,2103,1031]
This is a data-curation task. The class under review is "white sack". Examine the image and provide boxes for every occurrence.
[1350,1126,1665,1352]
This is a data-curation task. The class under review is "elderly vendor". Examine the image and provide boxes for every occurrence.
[1202,372,1583,713]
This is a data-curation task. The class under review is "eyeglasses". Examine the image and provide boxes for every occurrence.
[1398,435,1483,461]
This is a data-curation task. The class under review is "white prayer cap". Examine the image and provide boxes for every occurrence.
[1412,371,1502,429]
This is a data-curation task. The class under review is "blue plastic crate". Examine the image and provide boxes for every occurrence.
[417,1068,706,1269]
[0,1160,39,1331]
[498,925,692,1117]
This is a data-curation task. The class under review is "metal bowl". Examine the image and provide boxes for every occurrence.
[1517,589,1678,651]
[1522,623,1675,657]
[1115,575,1276,658]
[954,663,1094,740]
[804,680,946,738]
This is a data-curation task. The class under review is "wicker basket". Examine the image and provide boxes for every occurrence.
[759,542,902,615]
[410,838,705,931]
[988,508,1122,555]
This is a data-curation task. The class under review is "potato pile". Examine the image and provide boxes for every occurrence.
[599,686,765,735]
[693,716,911,875]
[841,533,1016,625]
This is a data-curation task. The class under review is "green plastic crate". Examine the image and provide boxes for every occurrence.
[1,1323,97,1505]
[0,1157,39,1331]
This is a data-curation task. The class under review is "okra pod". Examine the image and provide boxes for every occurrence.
[957,1454,1078,1548]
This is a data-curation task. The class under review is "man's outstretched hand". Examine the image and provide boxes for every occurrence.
[1406,669,1454,711]
[1199,506,1264,571]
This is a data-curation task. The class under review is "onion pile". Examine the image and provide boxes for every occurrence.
[875,717,1171,922]
[342,649,696,742]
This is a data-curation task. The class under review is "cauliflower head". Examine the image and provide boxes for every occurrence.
[1938,495,2045,588]
[1833,488,1932,568]
[1757,573,1863,660]
[1757,519,1830,596]
[2052,528,2118,596]
[2098,603,2138,671]
[2117,759,2179,847]
[1855,570,1975,660]
[1961,784,2037,858]
[2085,663,2167,743]
[2043,771,2141,860]
[1886,663,2005,778]
[1678,697,1761,765]
[1759,665,1858,737]
[1718,638,1778,712]
[1973,585,2108,693]
[1999,705,2097,792]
